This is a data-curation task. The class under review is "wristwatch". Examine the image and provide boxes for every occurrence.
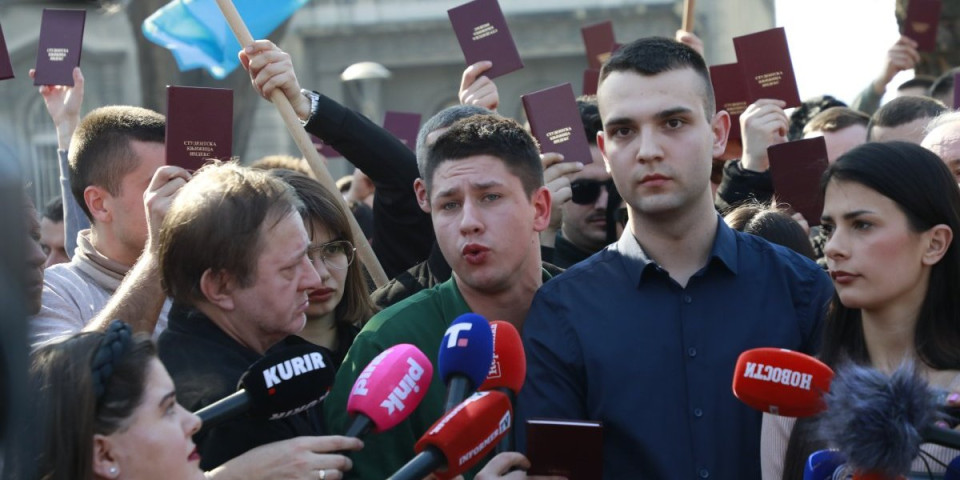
[300,89,320,126]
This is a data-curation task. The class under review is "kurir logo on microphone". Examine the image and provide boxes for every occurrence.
[444,323,473,348]
[743,362,813,390]
[262,352,328,391]
[380,357,426,415]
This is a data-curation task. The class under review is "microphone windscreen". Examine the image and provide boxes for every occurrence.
[438,313,494,389]
[239,342,335,420]
[819,362,936,478]
[479,321,525,394]
[414,390,513,480]
[732,348,833,417]
[347,344,433,433]
[804,449,845,480]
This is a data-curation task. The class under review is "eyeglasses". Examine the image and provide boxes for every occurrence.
[307,240,356,270]
[570,179,616,205]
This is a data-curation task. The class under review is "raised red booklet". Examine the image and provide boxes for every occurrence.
[526,418,603,479]
[165,86,233,171]
[733,27,801,108]
[0,22,13,81]
[582,68,600,96]
[448,0,524,79]
[709,62,749,144]
[34,9,85,86]
[903,0,942,52]
[581,21,616,70]
[767,136,829,226]
[382,111,422,152]
[522,83,593,164]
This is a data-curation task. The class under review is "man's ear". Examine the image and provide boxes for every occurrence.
[531,186,552,232]
[922,224,953,266]
[414,178,431,213]
[199,269,236,311]
[711,110,731,159]
[596,131,612,175]
[84,186,112,224]
[92,434,120,479]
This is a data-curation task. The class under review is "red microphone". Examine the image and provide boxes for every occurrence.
[388,391,513,480]
[344,344,433,438]
[731,347,834,417]
[478,320,524,454]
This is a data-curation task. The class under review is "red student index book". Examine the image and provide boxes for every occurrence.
[165,86,233,172]
[733,27,801,108]
[522,83,594,164]
[903,0,942,52]
[448,0,524,79]
[767,136,829,227]
[581,21,616,70]
[0,21,13,81]
[382,111,422,152]
[526,418,603,479]
[582,68,600,96]
[34,9,86,86]
[709,62,749,144]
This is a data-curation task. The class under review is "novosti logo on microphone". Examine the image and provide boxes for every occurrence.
[742,362,813,390]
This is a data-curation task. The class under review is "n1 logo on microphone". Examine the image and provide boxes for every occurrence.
[743,362,813,390]
[444,323,473,349]
[263,351,328,391]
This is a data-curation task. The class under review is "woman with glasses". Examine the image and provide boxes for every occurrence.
[271,170,376,368]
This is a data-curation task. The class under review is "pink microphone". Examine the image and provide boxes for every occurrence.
[345,344,433,438]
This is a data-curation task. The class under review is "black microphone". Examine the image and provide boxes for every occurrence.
[819,362,954,479]
[195,341,335,432]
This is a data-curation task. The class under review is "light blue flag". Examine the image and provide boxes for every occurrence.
[142,0,308,79]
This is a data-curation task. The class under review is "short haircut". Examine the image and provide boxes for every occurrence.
[897,75,935,93]
[600,37,715,118]
[924,110,960,135]
[416,105,493,178]
[802,107,870,136]
[68,106,166,222]
[723,201,816,260]
[159,162,303,305]
[788,95,847,141]
[249,154,315,179]
[42,196,64,223]
[869,95,948,134]
[577,95,602,146]
[424,114,543,197]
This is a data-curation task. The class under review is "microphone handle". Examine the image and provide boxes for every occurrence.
[493,388,515,455]
[195,389,250,432]
[922,423,960,450]
[344,414,373,438]
[443,377,473,412]
[387,446,446,480]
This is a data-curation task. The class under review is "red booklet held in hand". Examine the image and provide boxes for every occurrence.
[733,27,801,108]
[709,62,749,144]
[382,111,422,152]
[522,83,594,164]
[0,22,13,81]
[582,68,600,96]
[448,0,524,79]
[903,0,942,52]
[34,9,86,86]
[165,86,233,172]
[526,418,603,479]
[767,136,829,227]
[581,21,616,70]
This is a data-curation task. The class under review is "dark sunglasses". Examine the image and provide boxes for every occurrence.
[570,179,616,205]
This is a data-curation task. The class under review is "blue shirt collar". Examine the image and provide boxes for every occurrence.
[615,214,739,286]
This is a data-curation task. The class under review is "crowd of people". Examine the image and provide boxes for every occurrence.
[10,8,960,480]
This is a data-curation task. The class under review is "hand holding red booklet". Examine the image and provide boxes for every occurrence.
[581,21,616,70]
[732,27,801,108]
[903,0,942,52]
[522,83,594,164]
[33,9,86,86]
[526,418,603,479]
[767,136,829,226]
[448,0,524,79]
[165,86,233,172]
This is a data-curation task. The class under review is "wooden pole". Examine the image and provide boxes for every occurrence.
[682,0,696,32]
[214,0,388,288]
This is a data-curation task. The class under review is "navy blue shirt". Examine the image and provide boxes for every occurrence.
[518,218,833,479]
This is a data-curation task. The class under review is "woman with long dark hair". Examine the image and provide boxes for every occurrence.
[761,141,960,479]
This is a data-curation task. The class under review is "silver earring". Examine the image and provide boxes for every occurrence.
[109,466,118,476]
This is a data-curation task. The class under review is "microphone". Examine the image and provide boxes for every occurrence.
[732,347,834,417]
[818,362,952,479]
[803,449,845,480]
[343,344,433,438]
[478,320,525,453]
[195,342,335,432]
[388,390,513,480]
[438,313,494,412]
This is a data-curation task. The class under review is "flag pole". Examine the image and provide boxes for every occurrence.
[682,0,696,32]
[214,0,388,288]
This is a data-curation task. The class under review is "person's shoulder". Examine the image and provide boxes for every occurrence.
[535,245,624,299]
[43,259,95,291]
[361,285,447,338]
[735,230,825,278]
